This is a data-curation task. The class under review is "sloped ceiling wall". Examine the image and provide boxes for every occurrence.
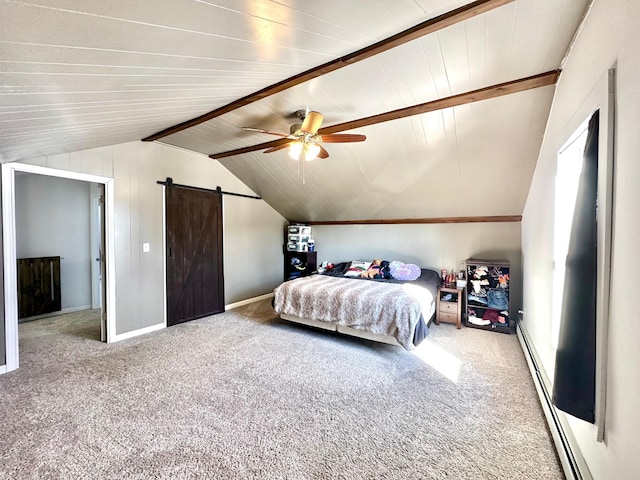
[1,0,591,221]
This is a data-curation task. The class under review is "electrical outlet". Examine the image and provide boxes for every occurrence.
[143,243,150,253]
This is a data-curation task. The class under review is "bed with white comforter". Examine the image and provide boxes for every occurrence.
[272,266,440,349]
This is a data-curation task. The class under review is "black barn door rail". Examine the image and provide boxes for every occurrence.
[156,177,262,200]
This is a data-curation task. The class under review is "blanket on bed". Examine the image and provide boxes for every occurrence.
[272,274,435,349]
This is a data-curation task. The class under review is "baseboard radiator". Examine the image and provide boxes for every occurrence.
[517,323,591,480]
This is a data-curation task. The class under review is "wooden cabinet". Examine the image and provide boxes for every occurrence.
[465,258,512,333]
[435,286,462,329]
[17,256,61,319]
[284,251,317,281]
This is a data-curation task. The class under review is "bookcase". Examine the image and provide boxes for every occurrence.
[464,258,513,333]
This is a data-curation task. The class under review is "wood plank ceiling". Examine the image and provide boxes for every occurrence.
[1,0,591,222]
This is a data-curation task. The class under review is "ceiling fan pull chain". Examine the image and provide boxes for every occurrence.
[302,156,306,185]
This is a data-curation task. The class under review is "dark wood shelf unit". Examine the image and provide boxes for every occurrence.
[464,258,513,334]
[284,250,317,281]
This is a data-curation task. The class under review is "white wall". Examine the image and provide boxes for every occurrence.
[312,222,522,317]
[521,0,640,477]
[15,174,92,312]
[20,141,287,336]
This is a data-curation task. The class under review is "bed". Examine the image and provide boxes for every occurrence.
[272,263,441,349]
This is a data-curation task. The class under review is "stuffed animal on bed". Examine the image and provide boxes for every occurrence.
[378,260,392,279]
[360,259,382,278]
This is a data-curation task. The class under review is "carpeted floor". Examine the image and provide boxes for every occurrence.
[0,301,564,479]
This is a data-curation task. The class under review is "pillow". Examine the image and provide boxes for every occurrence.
[344,260,372,277]
[389,261,421,281]
[328,262,349,274]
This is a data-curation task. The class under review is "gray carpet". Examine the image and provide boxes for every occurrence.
[0,301,563,479]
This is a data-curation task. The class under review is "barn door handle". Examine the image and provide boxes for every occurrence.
[169,247,173,257]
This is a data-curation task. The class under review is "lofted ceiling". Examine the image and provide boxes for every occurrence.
[1,0,591,221]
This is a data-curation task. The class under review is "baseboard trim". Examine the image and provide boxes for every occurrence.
[102,292,276,342]
[225,292,274,310]
[517,324,591,480]
[0,364,7,375]
[111,322,165,342]
[18,305,93,323]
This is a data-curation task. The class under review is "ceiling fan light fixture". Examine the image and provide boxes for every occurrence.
[288,141,303,160]
[304,142,321,161]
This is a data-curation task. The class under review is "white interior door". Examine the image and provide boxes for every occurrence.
[90,186,107,342]
[90,191,102,310]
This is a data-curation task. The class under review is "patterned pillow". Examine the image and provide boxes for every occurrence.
[344,260,372,277]
[389,261,421,281]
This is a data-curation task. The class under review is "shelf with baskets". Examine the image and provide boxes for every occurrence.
[283,224,317,281]
[464,258,512,333]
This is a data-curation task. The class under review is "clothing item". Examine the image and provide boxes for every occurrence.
[481,309,507,324]
[468,294,488,306]
[468,315,490,326]
[487,289,508,310]
[482,309,500,322]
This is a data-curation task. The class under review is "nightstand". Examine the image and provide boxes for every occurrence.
[435,286,463,329]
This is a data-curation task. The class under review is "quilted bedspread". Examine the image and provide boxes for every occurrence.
[272,274,436,349]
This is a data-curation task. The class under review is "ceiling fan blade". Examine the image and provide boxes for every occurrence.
[319,134,366,143]
[301,111,324,134]
[210,138,291,159]
[317,145,329,159]
[263,140,296,153]
[242,127,289,137]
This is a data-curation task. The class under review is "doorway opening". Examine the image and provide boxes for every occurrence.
[2,163,116,373]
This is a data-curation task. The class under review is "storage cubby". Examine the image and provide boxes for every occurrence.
[284,251,317,281]
[465,258,513,333]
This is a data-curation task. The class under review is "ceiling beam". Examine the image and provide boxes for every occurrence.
[305,216,522,225]
[210,138,291,160]
[208,70,560,159]
[142,0,515,142]
[318,70,560,135]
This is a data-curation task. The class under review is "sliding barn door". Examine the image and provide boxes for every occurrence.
[166,184,224,326]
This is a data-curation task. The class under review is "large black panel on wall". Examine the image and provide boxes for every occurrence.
[552,110,599,424]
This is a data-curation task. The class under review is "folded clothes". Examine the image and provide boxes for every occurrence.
[468,294,488,305]
[482,309,507,324]
[468,315,490,326]
[487,289,508,310]
[482,309,499,322]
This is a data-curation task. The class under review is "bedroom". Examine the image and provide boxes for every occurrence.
[1,0,638,478]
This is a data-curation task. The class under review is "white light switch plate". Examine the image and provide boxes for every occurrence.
[143,243,150,253]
